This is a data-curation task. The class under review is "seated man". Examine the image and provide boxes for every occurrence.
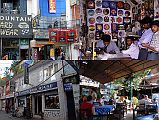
[122,36,139,59]
[102,34,120,54]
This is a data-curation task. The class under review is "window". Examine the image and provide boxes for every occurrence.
[44,68,48,80]
[45,94,60,109]
[49,65,53,76]
[39,70,43,82]
[54,63,58,73]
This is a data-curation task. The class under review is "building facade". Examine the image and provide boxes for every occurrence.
[0,0,33,60]
[12,60,79,120]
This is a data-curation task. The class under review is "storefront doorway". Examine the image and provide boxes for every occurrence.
[20,49,29,60]
[35,95,42,115]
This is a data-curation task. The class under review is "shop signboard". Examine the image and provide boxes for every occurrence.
[49,29,76,43]
[64,82,73,92]
[20,39,29,49]
[0,14,33,38]
[49,0,56,13]
[15,82,57,97]
[34,29,49,39]
[24,63,29,84]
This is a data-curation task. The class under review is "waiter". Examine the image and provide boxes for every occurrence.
[138,16,154,60]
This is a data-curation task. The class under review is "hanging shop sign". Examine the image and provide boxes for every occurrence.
[15,82,58,97]
[49,29,76,43]
[24,63,29,84]
[0,14,33,38]
[49,0,56,13]
[63,82,73,92]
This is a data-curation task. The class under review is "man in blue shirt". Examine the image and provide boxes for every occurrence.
[102,34,120,54]
[138,16,154,60]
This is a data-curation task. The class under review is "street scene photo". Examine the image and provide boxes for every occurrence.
[0,60,80,120]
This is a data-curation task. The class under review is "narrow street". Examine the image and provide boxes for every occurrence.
[0,111,41,120]
[0,110,23,120]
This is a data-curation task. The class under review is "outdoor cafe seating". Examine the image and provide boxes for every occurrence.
[80,101,126,120]
[133,103,158,120]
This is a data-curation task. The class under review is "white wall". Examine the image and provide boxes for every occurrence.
[27,0,39,17]
[66,0,72,28]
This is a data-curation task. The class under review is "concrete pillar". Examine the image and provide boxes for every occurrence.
[32,95,35,115]
[0,99,2,110]
[42,93,45,112]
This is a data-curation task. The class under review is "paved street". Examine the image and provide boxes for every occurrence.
[0,110,26,120]
[0,111,42,120]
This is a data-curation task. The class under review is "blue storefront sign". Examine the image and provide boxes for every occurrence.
[64,82,73,92]
[16,82,58,97]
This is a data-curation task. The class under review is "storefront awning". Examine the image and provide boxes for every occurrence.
[79,60,159,84]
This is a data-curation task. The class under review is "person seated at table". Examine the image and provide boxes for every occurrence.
[102,34,120,54]
[139,95,152,105]
[142,20,159,60]
[96,31,105,48]
[80,95,93,118]
[109,97,115,105]
[90,88,97,102]
[138,16,154,60]
[122,36,139,59]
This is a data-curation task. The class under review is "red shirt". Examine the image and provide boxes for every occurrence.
[80,102,93,116]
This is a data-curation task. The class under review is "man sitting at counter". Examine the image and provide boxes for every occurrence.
[97,34,120,54]
[122,36,139,59]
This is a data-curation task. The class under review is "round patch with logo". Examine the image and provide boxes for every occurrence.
[104,16,109,22]
[89,33,95,39]
[89,17,95,24]
[89,25,95,31]
[96,1,102,7]
[124,3,130,10]
[96,16,103,23]
[104,24,110,30]
[96,8,102,14]
[88,10,95,16]
[103,9,109,15]
[118,10,124,16]
[117,1,124,9]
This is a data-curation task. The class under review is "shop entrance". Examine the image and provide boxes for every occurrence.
[26,95,32,110]
[35,95,42,115]
[20,49,29,60]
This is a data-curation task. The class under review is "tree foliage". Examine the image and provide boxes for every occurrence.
[113,69,151,92]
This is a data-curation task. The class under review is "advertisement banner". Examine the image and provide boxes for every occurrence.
[49,0,56,13]
[0,14,33,38]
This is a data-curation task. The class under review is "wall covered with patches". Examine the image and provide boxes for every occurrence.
[85,0,158,49]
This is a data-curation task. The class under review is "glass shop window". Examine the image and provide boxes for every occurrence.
[45,94,60,109]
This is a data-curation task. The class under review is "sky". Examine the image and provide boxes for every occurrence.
[0,60,13,78]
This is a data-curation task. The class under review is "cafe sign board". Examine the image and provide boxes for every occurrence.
[0,14,33,38]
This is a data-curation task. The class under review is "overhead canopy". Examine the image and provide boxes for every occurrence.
[79,60,159,84]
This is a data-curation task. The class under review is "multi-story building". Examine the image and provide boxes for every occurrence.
[0,0,33,60]
[29,0,81,60]
[10,60,80,120]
